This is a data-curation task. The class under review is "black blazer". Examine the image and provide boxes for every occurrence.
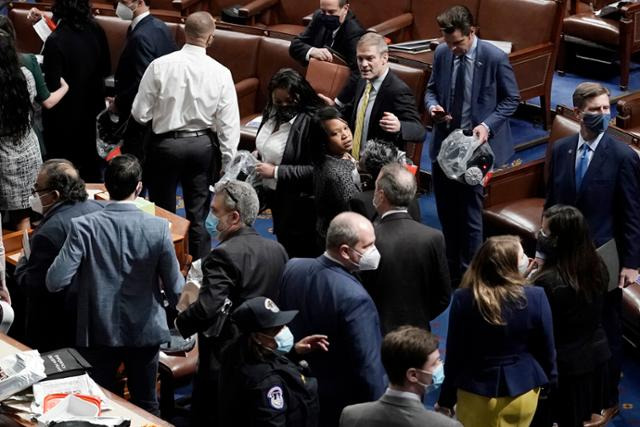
[14,200,104,351]
[343,71,426,150]
[176,227,289,378]
[361,212,451,334]
[259,113,316,238]
[289,9,365,103]
[114,14,177,115]
[546,132,640,269]
[349,190,421,223]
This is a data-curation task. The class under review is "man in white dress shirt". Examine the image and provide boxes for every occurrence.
[132,11,240,259]
[340,326,461,427]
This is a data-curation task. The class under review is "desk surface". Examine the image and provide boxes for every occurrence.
[0,334,173,427]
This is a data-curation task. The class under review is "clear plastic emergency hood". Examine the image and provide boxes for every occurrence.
[436,129,495,186]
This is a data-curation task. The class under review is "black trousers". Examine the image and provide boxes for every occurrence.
[432,162,484,287]
[145,133,220,260]
[78,346,160,416]
[603,287,623,407]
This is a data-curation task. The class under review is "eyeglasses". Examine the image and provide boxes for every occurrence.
[31,186,52,195]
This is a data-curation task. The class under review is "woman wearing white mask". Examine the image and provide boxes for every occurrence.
[218,297,329,427]
[436,236,557,426]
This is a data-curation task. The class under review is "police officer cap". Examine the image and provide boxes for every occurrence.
[233,297,298,332]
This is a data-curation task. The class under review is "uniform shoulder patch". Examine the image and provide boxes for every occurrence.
[267,385,284,410]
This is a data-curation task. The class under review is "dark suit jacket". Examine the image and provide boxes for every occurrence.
[42,20,110,171]
[259,113,316,240]
[46,202,184,347]
[340,393,462,427]
[425,38,519,167]
[343,70,426,151]
[289,10,365,103]
[279,255,386,427]
[361,212,451,334]
[14,200,103,351]
[438,287,557,409]
[349,191,421,223]
[545,132,640,269]
[114,14,177,115]
[176,227,289,380]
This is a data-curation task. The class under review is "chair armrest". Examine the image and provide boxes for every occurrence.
[171,0,201,11]
[483,159,546,208]
[238,0,278,18]
[508,42,554,62]
[302,13,313,26]
[620,1,640,17]
[368,13,413,37]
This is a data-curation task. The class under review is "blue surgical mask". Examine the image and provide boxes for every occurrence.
[274,326,294,354]
[582,112,611,134]
[205,212,219,238]
[417,363,445,394]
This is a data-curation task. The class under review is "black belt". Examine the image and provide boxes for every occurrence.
[157,129,211,139]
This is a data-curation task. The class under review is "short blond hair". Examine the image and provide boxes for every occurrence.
[357,32,388,54]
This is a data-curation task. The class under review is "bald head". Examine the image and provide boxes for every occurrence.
[185,11,215,46]
[326,212,376,270]
[375,163,416,212]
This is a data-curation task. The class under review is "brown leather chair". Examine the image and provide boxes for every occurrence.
[616,91,640,139]
[158,345,199,418]
[559,0,640,90]
[349,0,413,41]
[482,105,580,255]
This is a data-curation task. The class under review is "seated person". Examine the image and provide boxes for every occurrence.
[289,0,365,104]
[350,139,421,222]
[340,326,461,427]
[312,107,361,245]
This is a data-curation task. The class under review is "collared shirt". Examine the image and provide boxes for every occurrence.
[385,387,421,402]
[575,131,605,171]
[357,67,390,149]
[451,35,478,130]
[130,10,150,31]
[132,44,240,169]
[380,208,408,219]
[255,116,297,190]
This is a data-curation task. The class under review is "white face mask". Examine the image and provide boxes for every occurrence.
[28,194,44,215]
[350,246,381,271]
[518,253,529,275]
[116,1,135,21]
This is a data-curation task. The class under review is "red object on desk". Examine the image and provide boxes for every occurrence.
[43,393,102,415]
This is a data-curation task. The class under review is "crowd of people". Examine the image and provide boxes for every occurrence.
[0,0,638,426]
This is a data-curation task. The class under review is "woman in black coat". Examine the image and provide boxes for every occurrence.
[533,205,610,426]
[40,0,110,182]
[255,69,325,257]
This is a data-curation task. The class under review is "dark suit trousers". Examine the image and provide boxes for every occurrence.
[145,133,220,260]
[432,162,483,287]
[78,346,160,415]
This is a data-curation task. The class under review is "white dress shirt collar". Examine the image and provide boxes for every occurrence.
[131,10,150,31]
[381,208,408,219]
[577,130,605,152]
[369,67,390,93]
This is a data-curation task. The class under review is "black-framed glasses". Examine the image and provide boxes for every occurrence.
[31,186,52,195]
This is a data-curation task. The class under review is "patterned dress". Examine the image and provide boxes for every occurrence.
[0,68,42,210]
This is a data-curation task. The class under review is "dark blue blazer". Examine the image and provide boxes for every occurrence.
[279,255,386,425]
[425,38,519,167]
[438,287,557,409]
[114,14,176,115]
[545,133,640,269]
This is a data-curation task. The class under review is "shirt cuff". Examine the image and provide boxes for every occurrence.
[480,122,490,134]
[305,48,313,62]
[535,251,546,260]
[335,98,344,108]
[274,166,279,181]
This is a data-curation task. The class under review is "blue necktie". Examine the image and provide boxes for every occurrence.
[575,143,591,191]
[450,55,467,130]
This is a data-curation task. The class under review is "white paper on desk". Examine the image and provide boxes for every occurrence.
[22,230,30,260]
[33,19,52,42]
[0,350,46,402]
[32,373,110,412]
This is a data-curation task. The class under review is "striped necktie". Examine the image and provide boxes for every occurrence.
[352,81,372,160]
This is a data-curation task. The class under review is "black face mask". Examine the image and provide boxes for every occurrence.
[318,14,341,32]
[274,105,298,124]
[537,234,557,259]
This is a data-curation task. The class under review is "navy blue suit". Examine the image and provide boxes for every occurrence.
[545,131,640,406]
[425,38,519,285]
[279,255,386,427]
[438,287,557,409]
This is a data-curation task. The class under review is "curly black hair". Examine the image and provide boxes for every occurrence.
[0,31,32,142]
[263,68,326,121]
[310,106,347,166]
[41,159,88,202]
[52,0,93,31]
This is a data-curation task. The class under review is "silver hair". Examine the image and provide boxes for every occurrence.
[357,32,388,54]
[377,163,416,208]
[213,180,259,226]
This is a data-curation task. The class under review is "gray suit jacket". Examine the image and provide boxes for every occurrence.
[46,202,184,347]
[340,393,461,427]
